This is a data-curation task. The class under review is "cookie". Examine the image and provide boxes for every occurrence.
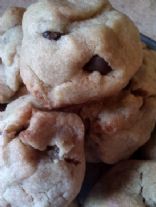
[0,95,36,144]
[80,91,156,164]
[130,49,156,97]
[84,160,156,207]
[0,7,25,34]
[0,7,25,103]
[0,95,85,207]
[20,0,142,108]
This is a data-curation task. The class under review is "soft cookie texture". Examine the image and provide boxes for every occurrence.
[80,49,156,164]
[130,49,156,97]
[80,91,156,164]
[84,160,156,207]
[0,95,85,207]
[20,0,142,108]
[0,7,25,103]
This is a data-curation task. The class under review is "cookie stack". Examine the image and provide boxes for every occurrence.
[0,0,156,207]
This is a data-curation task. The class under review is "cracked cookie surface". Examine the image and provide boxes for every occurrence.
[0,95,85,207]
[80,49,156,164]
[80,91,156,164]
[20,0,142,108]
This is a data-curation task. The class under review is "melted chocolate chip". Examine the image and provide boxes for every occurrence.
[132,89,147,97]
[0,104,6,111]
[83,55,112,75]
[42,31,64,41]
[47,145,60,161]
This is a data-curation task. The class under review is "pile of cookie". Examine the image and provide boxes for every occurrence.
[0,0,156,206]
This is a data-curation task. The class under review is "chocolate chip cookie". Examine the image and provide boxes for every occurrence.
[20,0,142,108]
[0,95,85,207]
[79,48,156,164]
[80,91,156,164]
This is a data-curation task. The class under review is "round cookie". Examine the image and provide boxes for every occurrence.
[0,95,85,207]
[80,49,156,164]
[0,7,25,103]
[20,0,142,108]
[80,91,156,164]
[84,160,156,207]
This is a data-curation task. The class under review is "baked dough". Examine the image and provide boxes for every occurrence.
[0,95,85,207]
[80,49,156,164]
[80,91,156,164]
[20,0,142,108]
[0,7,25,103]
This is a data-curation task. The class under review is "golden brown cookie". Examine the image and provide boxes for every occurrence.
[80,91,156,164]
[80,48,156,164]
[20,0,142,108]
[0,95,85,207]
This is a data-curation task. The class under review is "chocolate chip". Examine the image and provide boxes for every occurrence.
[0,104,6,111]
[83,55,112,75]
[132,89,147,97]
[47,145,60,161]
[42,31,64,41]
